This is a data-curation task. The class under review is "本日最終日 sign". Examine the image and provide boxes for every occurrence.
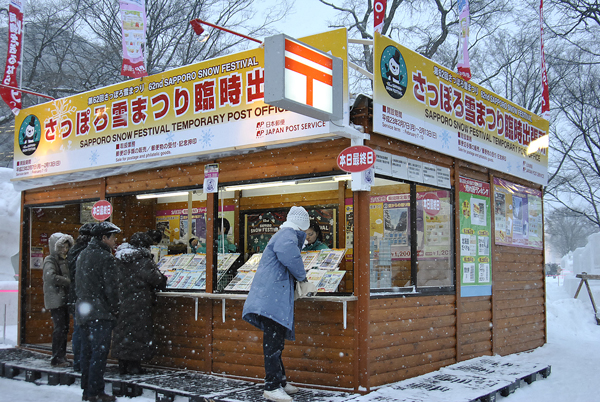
[373,33,549,186]
[91,200,113,221]
[337,145,375,173]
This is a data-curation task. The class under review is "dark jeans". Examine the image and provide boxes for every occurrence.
[50,306,70,364]
[72,316,81,370]
[80,320,114,397]
[260,316,288,391]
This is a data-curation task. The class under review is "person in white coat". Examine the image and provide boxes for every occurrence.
[242,206,310,402]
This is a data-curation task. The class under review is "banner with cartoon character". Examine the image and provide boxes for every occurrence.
[459,177,492,297]
[373,33,549,186]
[493,177,543,249]
[13,29,348,181]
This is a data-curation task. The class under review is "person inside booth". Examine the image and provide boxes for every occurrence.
[302,221,328,251]
[197,218,236,253]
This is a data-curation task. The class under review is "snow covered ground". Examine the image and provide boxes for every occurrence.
[1,276,599,401]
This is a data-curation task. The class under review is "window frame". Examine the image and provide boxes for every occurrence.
[369,174,456,298]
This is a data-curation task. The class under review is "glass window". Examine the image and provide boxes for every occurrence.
[370,177,454,294]
[416,186,453,287]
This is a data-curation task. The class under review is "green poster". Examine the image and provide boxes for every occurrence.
[459,177,492,297]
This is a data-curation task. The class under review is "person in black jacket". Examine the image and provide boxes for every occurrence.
[113,232,167,375]
[75,221,121,402]
[66,222,95,372]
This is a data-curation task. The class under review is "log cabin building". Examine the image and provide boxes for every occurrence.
[12,30,549,392]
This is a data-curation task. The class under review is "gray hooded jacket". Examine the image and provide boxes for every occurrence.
[43,232,74,310]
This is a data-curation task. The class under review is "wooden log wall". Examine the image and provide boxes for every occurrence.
[209,299,356,388]
[23,179,105,206]
[368,295,457,388]
[492,246,546,355]
[150,297,211,371]
[149,297,357,388]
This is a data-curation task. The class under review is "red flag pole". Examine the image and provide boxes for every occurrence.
[189,19,262,44]
[0,84,54,100]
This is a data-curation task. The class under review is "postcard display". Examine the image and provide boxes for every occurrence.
[158,253,240,290]
[459,177,492,297]
[225,249,347,293]
[493,178,543,249]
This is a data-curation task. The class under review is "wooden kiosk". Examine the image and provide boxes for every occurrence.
[13,30,549,392]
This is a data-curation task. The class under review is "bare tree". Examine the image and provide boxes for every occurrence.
[78,0,289,75]
[546,207,599,257]
[319,0,512,93]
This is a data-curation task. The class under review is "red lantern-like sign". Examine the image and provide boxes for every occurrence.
[91,200,113,221]
[337,145,375,173]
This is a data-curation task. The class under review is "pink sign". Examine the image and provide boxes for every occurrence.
[120,0,147,78]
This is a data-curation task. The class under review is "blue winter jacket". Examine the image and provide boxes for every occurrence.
[242,226,307,340]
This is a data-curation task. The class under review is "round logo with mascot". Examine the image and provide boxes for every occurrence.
[380,45,408,99]
[18,115,42,156]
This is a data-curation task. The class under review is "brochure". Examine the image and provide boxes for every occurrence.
[316,270,345,292]
[301,251,320,270]
[239,253,262,272]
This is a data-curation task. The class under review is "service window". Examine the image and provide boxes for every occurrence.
[369,177,454,295]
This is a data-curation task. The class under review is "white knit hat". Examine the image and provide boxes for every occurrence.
[286,206,310,231]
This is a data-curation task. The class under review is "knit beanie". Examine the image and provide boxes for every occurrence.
[286,206,310,231]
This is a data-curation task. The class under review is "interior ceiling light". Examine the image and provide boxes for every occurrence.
[136,191,190,199]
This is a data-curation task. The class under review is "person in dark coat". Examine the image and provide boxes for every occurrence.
[43,232,74,367]
[66,222,95,372]
[76,221,121,402]
[146,229,163,245]
[113,232,167,375]
[242,206,310,402]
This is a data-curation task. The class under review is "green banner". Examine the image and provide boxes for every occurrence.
[459,177,492,297]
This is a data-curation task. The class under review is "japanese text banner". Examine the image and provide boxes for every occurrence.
[1,0,23,113]
[13,43,339,180]
[373,33,549,186]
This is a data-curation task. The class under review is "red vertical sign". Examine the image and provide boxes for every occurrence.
[374,0,387,33]
[1,1,23,114]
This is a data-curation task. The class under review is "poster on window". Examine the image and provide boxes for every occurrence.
[459,177,492,297]
[156,205,234,244]
[369,194,412,261]
[417,190,452,260]
[493,177,543,249]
